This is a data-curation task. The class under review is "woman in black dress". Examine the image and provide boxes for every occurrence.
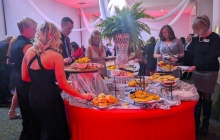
[22,21,93,140]
[186,15,220,135]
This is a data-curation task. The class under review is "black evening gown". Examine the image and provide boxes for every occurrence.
[28,50,70,140]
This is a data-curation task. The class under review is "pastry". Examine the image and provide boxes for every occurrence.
[106,95,118,103]
[92,97,99,106]
[134,90,147,99]
[98,97,107,103]
[99,102,108,107]
[98,93,106,98]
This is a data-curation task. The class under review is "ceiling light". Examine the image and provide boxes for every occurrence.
[160,10,163,11]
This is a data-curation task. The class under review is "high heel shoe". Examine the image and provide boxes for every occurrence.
[8,110,21,119]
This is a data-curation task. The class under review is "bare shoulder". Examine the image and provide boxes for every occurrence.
[49,50,62,56]
[48,51,63,60]
[87,46,92,51]
[25,47,36,57]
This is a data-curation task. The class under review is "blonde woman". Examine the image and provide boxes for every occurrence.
[86,30,107,76]
[186,15,220,134]
[22,21,93,139]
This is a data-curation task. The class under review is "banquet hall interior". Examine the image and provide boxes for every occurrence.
[0,0,220,140]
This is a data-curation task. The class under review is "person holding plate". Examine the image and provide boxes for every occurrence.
[186,15,220,135]
[153,25,184,77]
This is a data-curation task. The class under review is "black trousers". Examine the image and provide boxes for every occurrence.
[16,81,32,140]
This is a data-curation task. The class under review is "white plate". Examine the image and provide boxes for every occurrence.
[172,91,194,98]
[176,66,190,70]
[128,60,140,71]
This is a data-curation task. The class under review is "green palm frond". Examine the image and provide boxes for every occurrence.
[96,1,154,49]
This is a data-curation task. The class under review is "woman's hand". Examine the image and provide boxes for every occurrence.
[153,53,162,59]
[81,93,94,100]
[169,57,178,63]
[64,57,72,64]
[186,66,196,72]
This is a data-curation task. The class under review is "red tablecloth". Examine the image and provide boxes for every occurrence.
[65,101,197,140]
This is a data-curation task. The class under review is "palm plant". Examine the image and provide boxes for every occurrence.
[97,2,154,48]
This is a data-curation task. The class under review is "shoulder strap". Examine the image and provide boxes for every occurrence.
[167,46,175,54]
[36,55,45,70]
[28,54,38,68]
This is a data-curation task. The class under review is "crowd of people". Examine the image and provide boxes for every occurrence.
[0,14,220,139]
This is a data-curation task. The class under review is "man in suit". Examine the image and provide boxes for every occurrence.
[0,35,13,107]
[59,17,74,65]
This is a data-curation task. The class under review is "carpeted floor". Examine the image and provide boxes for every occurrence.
[0,79,220,140]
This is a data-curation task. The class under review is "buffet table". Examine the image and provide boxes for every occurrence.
[65,100,197,140]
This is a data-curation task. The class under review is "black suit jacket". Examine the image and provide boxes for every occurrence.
[59,33,72,59]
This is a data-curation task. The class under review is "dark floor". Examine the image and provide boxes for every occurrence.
[0,79,220,140]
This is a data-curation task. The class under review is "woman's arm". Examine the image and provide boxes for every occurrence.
[54,54,93,100]
[153,40,162,59]
[21,49,31,82]
[153,53,162,59]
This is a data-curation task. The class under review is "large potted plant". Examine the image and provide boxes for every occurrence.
[97,2,154,67]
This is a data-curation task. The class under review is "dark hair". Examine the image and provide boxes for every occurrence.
[70,41,79,50]
[149,36,156,43]
[61,17,74,25]
[159,25,176,41]
[180,37,186,45]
